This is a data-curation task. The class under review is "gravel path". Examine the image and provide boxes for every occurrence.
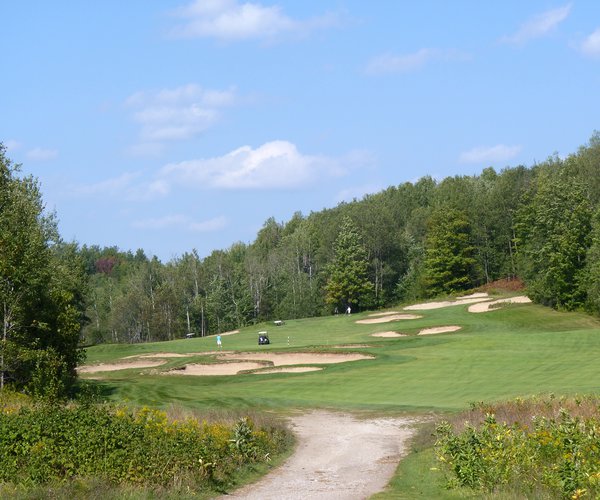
[221,411,416,500]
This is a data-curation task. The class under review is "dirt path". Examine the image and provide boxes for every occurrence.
[222,411,416,500]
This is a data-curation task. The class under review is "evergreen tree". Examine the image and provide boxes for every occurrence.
[324,217,374,311]
[422,208,477,296]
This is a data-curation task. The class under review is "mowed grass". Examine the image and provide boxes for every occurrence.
[82,298,600,413]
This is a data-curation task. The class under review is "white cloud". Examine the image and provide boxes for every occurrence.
[365,48,469,75]
[501,4,571,45]
[127,142,166,157]
[4,139,21,152]
[189,215,228,231]
[74,172,141,196]
[159,140,344,190]
[169,0,339,41]
[126,83,235,150]
[459,144,522,164]
[26,147,59,161]
[133,214,228,232]
[581,28,600,57]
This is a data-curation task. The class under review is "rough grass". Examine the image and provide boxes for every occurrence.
[0,392,292,499]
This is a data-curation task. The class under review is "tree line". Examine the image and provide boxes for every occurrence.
[2,133,600,394]
[77,133,600,344]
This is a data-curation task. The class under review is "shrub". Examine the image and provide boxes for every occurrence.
[0,396,289,493]
[435,396,600,498]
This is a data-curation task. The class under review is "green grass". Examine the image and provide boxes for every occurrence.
[372,447,476,500]
[83,301,600,413]
[81,298,600,497]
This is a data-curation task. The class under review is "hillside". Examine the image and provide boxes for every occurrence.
[77,133,600,346]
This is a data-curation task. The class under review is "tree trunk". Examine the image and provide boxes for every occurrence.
[1,301,6,390]
[186,305,191,335]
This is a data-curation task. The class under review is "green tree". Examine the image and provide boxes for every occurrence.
[0,144,83,397]
[324,217,374,311]
[421,208,477,296]
[516,171,592,309]
[585,207,600,314]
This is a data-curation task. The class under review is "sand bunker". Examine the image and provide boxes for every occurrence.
[404,293,490,311]
[418,326,462,335]
[371,331,407,338]
[460,292,489,299]
[254,367,323,374]
[367,311,401,317]
[78,360,166,374]
[219,329,240,336]
[171,361,266,376]
[356,314,422,324]
[218,352,373,366]
[468,296,532,313]
[166,351,373,376]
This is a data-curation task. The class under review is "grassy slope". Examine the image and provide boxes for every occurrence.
[82,298,600,498]
[83,300,600,413]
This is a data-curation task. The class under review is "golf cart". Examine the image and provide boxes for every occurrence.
[258,331,270,345]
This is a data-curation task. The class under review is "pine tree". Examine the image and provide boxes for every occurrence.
[324,217,374,311]
[422,208,477,296]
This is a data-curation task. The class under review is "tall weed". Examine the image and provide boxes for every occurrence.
[0,394,289,493]
[435,396,600,498]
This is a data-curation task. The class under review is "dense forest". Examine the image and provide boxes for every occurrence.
[73,133,600,345]
[3,134,600,363]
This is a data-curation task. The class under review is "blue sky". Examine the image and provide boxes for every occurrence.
[2,1,599,261]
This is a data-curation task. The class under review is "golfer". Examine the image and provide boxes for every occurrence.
[216,334,222,349]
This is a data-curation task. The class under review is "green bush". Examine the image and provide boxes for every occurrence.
[0,397,288,492]
[435,397,600,499]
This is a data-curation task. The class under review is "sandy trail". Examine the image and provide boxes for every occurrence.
[222,411,416,500]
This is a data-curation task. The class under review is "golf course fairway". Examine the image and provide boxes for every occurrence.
[80,294,600,498]
[82,296,600,412]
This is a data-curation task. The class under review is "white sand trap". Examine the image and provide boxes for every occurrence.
[459,292,489,299]
[254,367,323,374]
[356,314,422,324]
[170,361,266,376]
[418,326,462,335]
[218,352,373,366]
[468,296,532,313]
[78,360,167,373]
[208,329,240,337]
[220,329,240,336]
[405,295,490,311]
[371,331,407,338]
[367,311,401,317]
